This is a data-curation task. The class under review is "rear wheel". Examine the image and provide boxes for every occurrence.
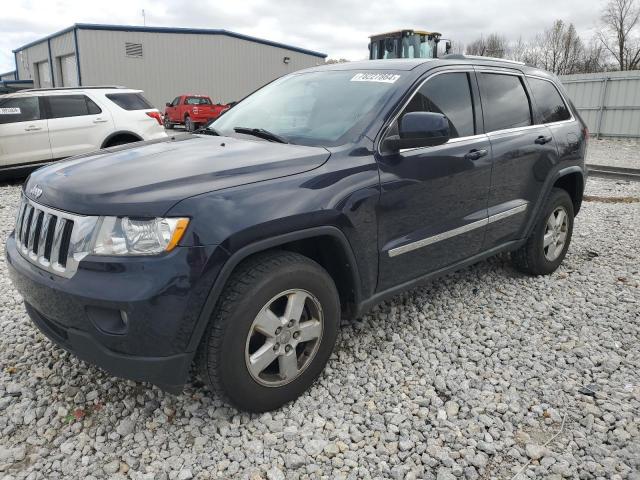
[185,116,194,132]
[512,188,574,275]
[197,251,340,412]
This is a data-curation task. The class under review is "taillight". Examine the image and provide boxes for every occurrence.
[146,111,163,126]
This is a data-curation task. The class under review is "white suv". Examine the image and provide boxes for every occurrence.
[0,87,167,172]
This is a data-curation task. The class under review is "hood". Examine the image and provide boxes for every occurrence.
[24,135,330,216]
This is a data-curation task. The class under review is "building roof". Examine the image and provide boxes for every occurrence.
[13,23,327,58]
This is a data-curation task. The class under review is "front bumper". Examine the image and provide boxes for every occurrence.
[6,233,227,390]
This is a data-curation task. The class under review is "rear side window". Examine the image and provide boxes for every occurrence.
[403,72,475,138]
[47,95,102,118]
[106,93,153,110]
[478,73,532,132]
[0,97,40,124]
[185,97,212,105]
[527,77,571,124]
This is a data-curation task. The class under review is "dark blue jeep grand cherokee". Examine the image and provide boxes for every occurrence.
[7,57,587,412]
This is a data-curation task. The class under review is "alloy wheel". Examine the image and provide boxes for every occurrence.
[543,206,569,261]
[245,289,323,387]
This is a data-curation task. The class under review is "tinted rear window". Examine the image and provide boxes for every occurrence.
[47,95,102,118]
[185,97,212,105]
[527,77,571,124]
[106,93,153,110]
[478,73,532,132]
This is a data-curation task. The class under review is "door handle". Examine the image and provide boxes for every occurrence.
[464,149,488,161]
[93,118,108,123]
[24,125,42,131]
[535,135,553,145]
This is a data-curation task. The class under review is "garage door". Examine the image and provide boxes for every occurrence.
[60,55,78,87]
[37,61,52,88]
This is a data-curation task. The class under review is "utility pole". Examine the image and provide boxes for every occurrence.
[142,9,146,26]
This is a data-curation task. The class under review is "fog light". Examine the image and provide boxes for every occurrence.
[86,306,129,335]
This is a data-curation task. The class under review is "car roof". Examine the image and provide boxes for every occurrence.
[300,56,556,80]
[3,86,143,97]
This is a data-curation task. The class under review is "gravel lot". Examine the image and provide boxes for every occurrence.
[587,138,640,169]
[0,175,638,480]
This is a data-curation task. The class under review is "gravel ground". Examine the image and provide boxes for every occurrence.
[587,138,640,169]
[0,177,639,480]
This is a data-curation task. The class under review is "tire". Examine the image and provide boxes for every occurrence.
[185,116,194,132]
[512,188,574,275]
[163,115,174,129]
[197,251,340,412]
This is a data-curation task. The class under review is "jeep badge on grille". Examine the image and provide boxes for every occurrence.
[29,184,43,199]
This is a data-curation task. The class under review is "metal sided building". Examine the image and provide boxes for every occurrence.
[11,23,327,108]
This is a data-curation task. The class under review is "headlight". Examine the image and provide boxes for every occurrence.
[91,217,189,256]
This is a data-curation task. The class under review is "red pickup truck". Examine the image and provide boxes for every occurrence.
[163,95,230,131]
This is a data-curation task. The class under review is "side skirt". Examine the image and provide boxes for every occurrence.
[355,239,525,318]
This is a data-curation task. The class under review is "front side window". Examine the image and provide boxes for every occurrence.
[403,72,475,138]
[478,73,532,132]
[527,77,571,124]
[171,97,180,106]
[47,95,102,119]
[106,93,153,110]
[185,97,212,105]
[0,97,40,124]
[211,70,402,147]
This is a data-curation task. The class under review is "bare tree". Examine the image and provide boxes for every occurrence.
[597,0,640,70]
[534,20,587,74]
[465,33,508,57]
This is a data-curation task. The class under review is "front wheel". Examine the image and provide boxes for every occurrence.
[512,188,574,275]
[163,115,174,129]
[196,251,340,412]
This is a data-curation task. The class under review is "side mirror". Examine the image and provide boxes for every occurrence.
[384,112,450,151]
[165,102,171,107]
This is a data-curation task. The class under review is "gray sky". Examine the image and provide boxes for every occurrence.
[1,0,606,74]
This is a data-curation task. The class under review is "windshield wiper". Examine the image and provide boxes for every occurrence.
[194,126,221,136]
[233,127,288,144]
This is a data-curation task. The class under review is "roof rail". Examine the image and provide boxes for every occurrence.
[442,54,526,66]
[20,85,128,93]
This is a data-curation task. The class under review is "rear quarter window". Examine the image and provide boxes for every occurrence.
[106,93,154,110]
[478,73,532,133]
[527,77,571,124]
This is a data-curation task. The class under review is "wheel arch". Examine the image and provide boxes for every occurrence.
[522,165,586,240]
[186,226,362,353]
[101,131,143,148]
[553,168,585,214]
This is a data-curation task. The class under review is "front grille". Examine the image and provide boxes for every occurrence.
[14,196,96,278]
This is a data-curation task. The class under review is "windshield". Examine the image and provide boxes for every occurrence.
[209,70,402,147]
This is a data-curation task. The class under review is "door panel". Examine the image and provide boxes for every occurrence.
[376,70,491,290]
[0,96,51,167]
[377,136,493,289]
[475,70,560,249]
[483,125,558,247]
[46,95,114,158]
